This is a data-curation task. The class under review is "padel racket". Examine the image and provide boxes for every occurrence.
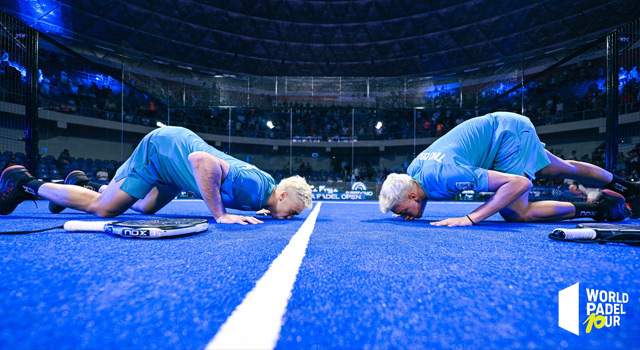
[550,223,640,246]
[64,218,209,238]
[576,223,640,231]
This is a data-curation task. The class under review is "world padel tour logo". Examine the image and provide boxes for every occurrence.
[558,283,630,336]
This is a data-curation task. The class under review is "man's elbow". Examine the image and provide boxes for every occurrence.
[188,152,208,168]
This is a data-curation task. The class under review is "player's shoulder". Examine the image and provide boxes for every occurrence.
[153,125,193,137]
[407,159,446,180]
[235,164,274,181]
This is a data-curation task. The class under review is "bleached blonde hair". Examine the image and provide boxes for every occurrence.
[278,175,313,209]
[379,173,415,213]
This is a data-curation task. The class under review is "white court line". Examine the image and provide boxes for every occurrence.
[175,199,479,205]
[205,202,322,350]
[317,200,480,205]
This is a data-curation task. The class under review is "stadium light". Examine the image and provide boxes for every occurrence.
[375,121,383,130]
[266,121,274,129]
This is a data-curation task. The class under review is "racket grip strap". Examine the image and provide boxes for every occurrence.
[64,220,113,232]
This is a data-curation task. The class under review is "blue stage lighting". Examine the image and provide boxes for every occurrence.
[17,0,67,36]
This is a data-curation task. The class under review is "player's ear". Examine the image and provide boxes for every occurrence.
[409,192,419,200]
[278,190,288,201]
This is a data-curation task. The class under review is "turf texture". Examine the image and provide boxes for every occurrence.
[0,200,638,349]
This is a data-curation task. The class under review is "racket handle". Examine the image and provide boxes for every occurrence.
[64,220,113,232]
[553,228,597,239]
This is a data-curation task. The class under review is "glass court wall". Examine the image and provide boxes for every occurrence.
[1,12,634,200]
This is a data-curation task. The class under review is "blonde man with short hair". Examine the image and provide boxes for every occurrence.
[380,112,636,226]
[379,173,419,214]
[257,175,313,218]
[1,127,313,224]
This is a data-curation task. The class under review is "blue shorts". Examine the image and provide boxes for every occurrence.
[112,127,276,210]
[113,131,162,199]
[488,113,551,179]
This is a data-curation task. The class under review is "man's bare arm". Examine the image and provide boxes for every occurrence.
[188,151,263,225]
[431,170,531,226]
[467,170,532,223]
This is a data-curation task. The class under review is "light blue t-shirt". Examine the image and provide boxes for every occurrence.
[114,127,276,211]
[407,112,550,200]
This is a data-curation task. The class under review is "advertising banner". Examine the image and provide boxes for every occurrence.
[309,181,379,201]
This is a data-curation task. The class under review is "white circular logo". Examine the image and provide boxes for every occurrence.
[351,182,367,191]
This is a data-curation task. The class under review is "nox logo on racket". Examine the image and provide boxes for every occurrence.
[122,229,151,237]
[107,227,151,237]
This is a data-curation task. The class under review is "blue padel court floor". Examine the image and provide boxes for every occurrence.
[1,200,639,349]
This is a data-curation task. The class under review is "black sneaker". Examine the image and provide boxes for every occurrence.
[595,189,631,222]
[49,170,92,214]
[625,182,640,219]
[0,165,38,215]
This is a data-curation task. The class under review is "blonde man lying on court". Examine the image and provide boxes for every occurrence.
[1,126,313,225]
[379,112,638,226]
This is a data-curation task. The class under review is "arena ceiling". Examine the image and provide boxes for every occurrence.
[2,0,640,77]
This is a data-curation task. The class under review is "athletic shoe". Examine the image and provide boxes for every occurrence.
[0,165,38,215]
[625,182,640,219]
[595,189,631,222]
[48,170,91,214]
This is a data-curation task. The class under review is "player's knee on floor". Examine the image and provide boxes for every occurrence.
[132,206,159,215]
[131,201,163,215]
[499,208,533,223]
[87,202,126,218]
[142,208,159,215]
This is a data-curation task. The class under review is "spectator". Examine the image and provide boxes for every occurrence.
[56,149,71,173]
[104,99,117,120]
[96,167,109,181]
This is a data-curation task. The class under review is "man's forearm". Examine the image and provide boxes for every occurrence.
[200,177,226,220]
[468,177,531,223]
[188,152,227,220]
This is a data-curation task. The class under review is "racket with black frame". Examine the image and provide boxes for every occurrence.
[64,218,209,238]
[1,218,209,238]
[549,223,640,246]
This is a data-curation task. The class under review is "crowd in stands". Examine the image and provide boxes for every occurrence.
[177,107,476,141]
[18,47,639,143]
[263,158,397,184]
[4,46,640,186]
[1,149,121,183]
[37,50,162,127]
[35,51,476,141]
[469,59,611,124]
